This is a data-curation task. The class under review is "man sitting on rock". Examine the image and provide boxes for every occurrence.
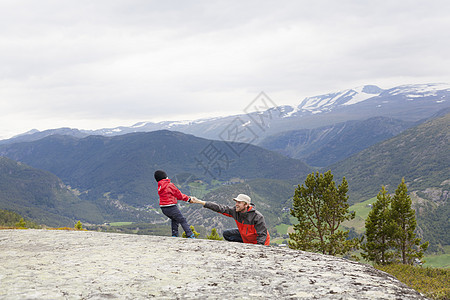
[190,194,270,245]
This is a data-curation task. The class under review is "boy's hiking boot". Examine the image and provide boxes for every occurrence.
[188,234,196,239]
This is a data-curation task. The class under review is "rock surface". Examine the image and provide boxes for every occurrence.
[0,229,426,299]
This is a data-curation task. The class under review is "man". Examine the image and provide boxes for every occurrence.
[190,194,270,245]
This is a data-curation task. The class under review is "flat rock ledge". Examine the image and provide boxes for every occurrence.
[0,229,426,300]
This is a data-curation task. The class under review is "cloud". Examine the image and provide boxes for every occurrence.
[0,0,449,139]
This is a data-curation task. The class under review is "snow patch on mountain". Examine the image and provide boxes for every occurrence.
[297,85,382,113]
[342,86,381,106]
[282,106,299,118]
[131,122,149,128]
[388,83,450,97]
[165,120,194,128]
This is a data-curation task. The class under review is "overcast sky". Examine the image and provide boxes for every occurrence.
[1,0,449,139]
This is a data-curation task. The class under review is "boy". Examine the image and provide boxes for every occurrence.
[154,170,195,238]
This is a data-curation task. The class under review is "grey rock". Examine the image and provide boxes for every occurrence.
[0,230,426,299]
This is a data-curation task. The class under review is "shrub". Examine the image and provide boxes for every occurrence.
[75,221,83,230]
[15,218,27,228]
[207,228,223,240]
[375,264,450,300]
[182,225,200,238]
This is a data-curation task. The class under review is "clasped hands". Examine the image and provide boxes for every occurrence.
[189,196,201,204]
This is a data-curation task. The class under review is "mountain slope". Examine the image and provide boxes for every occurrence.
[326,113,449,253]
[258,116,414,167]
[0,156,102,226]
[0,131,312,222]
[329,112,450,203]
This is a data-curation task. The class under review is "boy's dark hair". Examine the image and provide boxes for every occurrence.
[154,170,168,182]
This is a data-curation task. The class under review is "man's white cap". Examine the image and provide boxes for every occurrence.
[233,194,251,204]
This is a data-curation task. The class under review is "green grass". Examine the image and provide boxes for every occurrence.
[423,253,450,268]
[375,264,450,300]
[275,223,291,235]
[270,238,288,245]
[109,222,133,227]
[188,181,224,199]
[350,197,377,217]
[341,197,377,233]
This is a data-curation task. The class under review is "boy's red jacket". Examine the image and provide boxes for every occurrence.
[204,202,270,245]
[157,179,189,206]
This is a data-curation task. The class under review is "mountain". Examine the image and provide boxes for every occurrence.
[258,116,415,167]
[0,156,103,226]
[85,83,450,140]
[3,83,449,145]
[327,113,449,253]
[0,130,312,224]
[296,85,384,113]
[0,128,89,145]
[328,112,449,203]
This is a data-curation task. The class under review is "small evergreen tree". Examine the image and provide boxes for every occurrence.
[361,186,396,265]
[207,228,223,240]
[289,171,359,256]
[390,178,428,264]
[182,225,200,238]
[15,218,27,228]
[75,220,83,230]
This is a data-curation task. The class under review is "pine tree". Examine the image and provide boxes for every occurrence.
[207,228,223,240]
[15,218,26,228]
[390,178,428,264]
[74,220,83,230]
[361,186,396,264]
[289,171,359,256]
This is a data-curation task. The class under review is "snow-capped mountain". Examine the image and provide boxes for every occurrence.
[2,83,449,145]
[286,83,449,116]
[296,85,383,114]
[386,83,450,99]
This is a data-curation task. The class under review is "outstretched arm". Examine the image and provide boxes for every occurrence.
[190,197,235,217]
[169,183,190,202]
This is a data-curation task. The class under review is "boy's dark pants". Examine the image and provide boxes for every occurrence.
[161,205,193,237]
[223,228,243,243]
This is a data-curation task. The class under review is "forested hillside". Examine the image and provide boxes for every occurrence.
[0,157,101,226]
[329,113,449,203]
[328,113,449,253]
[258,116,414,167]
[0,209,39,228]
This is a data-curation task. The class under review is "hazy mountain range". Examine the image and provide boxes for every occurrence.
[3,83,449,146]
